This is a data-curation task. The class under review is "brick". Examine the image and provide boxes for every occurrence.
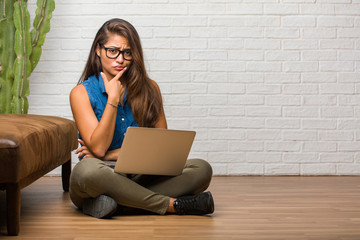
[229,96,264,105]
[246,106,282,117]
[283,40,318,50]
[246,84,282,94]
[265,141,301,152]
[266,118,301,129]
[301,4,335,15]
[283,85,318,94]
[265,164,300,175]
[283,153,319,163]
[338,120,360,130]
[192,141,228,152]
[191,27,227,38]
[283,130,317,141]
[339,51,360,61]
[339,96,360,106]
[171,61,207,72]
[282,16,316,27]
[337,164,360,175]
[208,152,247,163]
[302,51,337,61]
[210,164,228,175]
[229,118,265,129]
[226,4,263,14]
[303,142,337,152]
[302,120,337,130]
[302,28,336,39]
[265,28,300,39]
[154,50,189,61]
[191,50,227,60]
[172,39,208,49]
[246,16,281,27]
[319,131,354,141]
[335,5,360,15]
[320,40,354,49]
[228,164,264,175]
[229,28,264,38]
[163,95,191,106]
[264,4,299,15]
[192,118,228,128]
[247,152,282,163]
[245,39,281,50]
[150,72,191,83]
[264,73,301,83]
[318,16,354,27]
[209,129,246,140]
[246,130,282,140]
[301,164,336,175]
[191,72,228,83]
[301,73,337,83]
[209,17,246,27]
[229,51,264,61]
[170,107,207,117]
[266,96,301,106]
[210,107,245,117]
[338,142,360,152]
[209,83,245,94]
[303,96,337,106]
[166,119,191,129]
[338,73,360,83]
[320,84,355,94]
[246,62,282,72]
[321,107,354,118]
[190,5,227,15]
[230,142,264,151]
[191,95,227,105]
[209,61,246,72]
[283,62,319,72]
[320,61,354,72]
[338,28,360,38]
[283,107,319,118]
[266,51,300,61]
[228,73,264,83]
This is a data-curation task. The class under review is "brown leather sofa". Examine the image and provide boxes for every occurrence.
[0,114,78,235]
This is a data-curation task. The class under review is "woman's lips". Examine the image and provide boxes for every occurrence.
[114,66,124,71]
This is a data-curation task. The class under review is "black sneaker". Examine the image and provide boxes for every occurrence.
[82,195,117,219]
[173,191,214,215]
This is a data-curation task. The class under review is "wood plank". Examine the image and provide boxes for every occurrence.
[1,176,360,239]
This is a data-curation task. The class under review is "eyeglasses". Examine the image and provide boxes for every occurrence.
[99,44,133,61]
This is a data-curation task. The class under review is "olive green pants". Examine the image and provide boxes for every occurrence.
[69,158,212,215]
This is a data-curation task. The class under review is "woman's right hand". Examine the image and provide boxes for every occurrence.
[101,68,127,104]
[75,139,95,159]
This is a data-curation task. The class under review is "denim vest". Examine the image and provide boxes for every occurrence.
[80,74,139,150]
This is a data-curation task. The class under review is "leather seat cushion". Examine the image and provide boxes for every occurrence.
[0,114,78,183]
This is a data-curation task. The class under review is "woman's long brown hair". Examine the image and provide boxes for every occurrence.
[78,18,163,127]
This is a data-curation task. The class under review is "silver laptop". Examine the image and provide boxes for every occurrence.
[113,127,196,176]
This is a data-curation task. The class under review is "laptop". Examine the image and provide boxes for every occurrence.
[113,127,196,176]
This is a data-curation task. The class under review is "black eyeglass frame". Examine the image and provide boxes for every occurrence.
[99,44,133,61]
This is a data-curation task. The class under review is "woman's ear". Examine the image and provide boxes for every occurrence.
[96,44,100,57]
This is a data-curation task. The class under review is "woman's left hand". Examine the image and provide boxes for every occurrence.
[76,139,95,159]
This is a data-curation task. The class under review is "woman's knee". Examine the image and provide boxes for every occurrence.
[186,158,213,188]
[71,158,107,186]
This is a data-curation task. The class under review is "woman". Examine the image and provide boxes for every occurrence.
[69,18,214,218]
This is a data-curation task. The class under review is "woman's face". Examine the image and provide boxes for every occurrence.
[96,33,132,81]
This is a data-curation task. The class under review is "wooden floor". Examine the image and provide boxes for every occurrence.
[1,176,360,239]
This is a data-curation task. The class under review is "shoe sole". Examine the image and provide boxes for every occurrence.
[83,195,117,219]
[205,192,215,214]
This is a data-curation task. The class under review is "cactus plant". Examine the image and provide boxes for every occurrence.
[0,0,55,114]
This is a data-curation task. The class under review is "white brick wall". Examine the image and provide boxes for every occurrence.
[26,0,360,175]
